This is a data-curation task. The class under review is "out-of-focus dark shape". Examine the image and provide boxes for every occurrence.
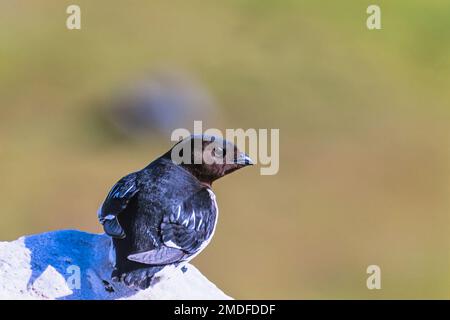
[106,70,219,139]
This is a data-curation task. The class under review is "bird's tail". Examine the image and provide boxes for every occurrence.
[111,238,165,290]
[112,265,164,290]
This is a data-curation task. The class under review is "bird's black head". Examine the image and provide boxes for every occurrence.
[166,135,253,186]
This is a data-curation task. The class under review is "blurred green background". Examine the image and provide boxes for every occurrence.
[0,0,449,299]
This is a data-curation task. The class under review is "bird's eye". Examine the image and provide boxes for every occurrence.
[213,147,225,158]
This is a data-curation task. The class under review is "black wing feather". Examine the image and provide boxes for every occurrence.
[126,188,217,265]
[161,188,217,254]
[98,173,139,238]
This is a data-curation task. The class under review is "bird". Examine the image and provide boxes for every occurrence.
[97,135,253,289]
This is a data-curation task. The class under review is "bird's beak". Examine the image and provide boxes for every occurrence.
[235,153,254,166]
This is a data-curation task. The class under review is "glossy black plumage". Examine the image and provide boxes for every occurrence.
[98,135,251,289]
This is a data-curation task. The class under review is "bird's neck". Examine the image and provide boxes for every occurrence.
[179,164,214,188]
[159,152,214,188]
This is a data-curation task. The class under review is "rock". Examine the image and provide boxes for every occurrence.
[0,230,231,300]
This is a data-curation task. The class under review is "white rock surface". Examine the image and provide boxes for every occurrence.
[0,230,231,300]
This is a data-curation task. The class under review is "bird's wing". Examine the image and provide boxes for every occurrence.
[98,173,139,239]
[127,188,218,265]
